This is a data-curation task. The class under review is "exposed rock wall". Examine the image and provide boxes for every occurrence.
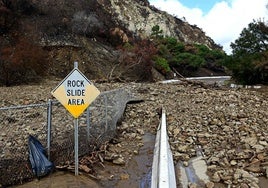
[97,0,221,49]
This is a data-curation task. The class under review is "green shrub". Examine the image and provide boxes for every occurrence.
[174,53,205,68]
[154,56,171,74]
[151,25,163,38]
[150,25,227,77]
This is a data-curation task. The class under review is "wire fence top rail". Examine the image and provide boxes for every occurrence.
[0,103,48,110]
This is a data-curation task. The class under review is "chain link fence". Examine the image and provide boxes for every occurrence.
[0,87,137,187]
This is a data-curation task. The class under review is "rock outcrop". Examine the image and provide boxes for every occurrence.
[97,0,220,49]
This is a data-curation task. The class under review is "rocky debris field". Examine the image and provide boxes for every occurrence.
[1,79,268,187]
[96,81,268,187]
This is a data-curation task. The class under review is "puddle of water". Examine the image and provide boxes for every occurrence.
[177,162,268,188]
[99,132,155,188]
[176,158,207,187]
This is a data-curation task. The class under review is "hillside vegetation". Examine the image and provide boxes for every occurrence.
[0,0,267,86]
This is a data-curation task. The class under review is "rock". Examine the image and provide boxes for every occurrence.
[245,165,261,173]
[240,183,249,188]
[113,157,126,165]
[240,169,259,183]
[242,137,257,146]
[188,183,197,188]
[221,175,232,181]
[205,182,214,188]
[108,175,114,180]
[136,128,144,135]
[120,173,129,180]
[252,144,264,152]
[211,172,221,183]
[177,145,188,153]
[80,165,91,173]
[259,140,268,146]
[173,128,180,136]
[257,153,265,160]
[207,165,217,171]
[183,161,189,167]
[120,123,129,130]
[230,160,237,166]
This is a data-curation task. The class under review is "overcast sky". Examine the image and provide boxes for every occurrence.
[149,0,268,54]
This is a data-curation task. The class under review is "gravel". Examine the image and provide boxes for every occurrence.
[1,79,267,187]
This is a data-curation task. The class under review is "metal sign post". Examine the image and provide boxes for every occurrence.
[74,62,79,176]
[74,118,79,175]
[51,62,100,176]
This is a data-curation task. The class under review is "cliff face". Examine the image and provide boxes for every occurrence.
[29,0,220,49]
[97,0,220,49]
[0,0,223,83]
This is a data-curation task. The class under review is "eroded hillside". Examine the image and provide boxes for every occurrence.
[0,0,224,85]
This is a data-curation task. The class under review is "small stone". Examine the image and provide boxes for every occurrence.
[259,141,268,146]
[113,157,125,165]
[128,133,136,139]
[221,175,232,181]
[177,145,188,153]
[136,128,144,135]
[1,133,6,136]
[253,144,264,152]
[108,175,114,180]
[120,173,129,180]
[207,165,217,170]
[121,123,129,130]
[240,183,249,188]
[188,183,197,188]
[230,160,237,166]
[173,128,180,136]
[257,153,265,160]
[183,161,189,167]
[211,172,221,183]
[245,165,261,173]
[205,182,214,188]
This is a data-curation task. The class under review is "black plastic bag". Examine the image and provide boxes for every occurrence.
[28,135,54,178]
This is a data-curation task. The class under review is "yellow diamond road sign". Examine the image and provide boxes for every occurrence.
[51,68,100,118]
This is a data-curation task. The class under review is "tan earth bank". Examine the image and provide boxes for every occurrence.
[1,79,268,187]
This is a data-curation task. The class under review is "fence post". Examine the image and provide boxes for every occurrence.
[47,99,52,160]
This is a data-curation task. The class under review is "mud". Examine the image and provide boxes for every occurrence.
[14,171,100,188]
[98,132,155,188]
[13,133,155,188]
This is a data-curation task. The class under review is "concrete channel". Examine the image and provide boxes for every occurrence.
[151,108,176,188]
[151,107,211,188]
